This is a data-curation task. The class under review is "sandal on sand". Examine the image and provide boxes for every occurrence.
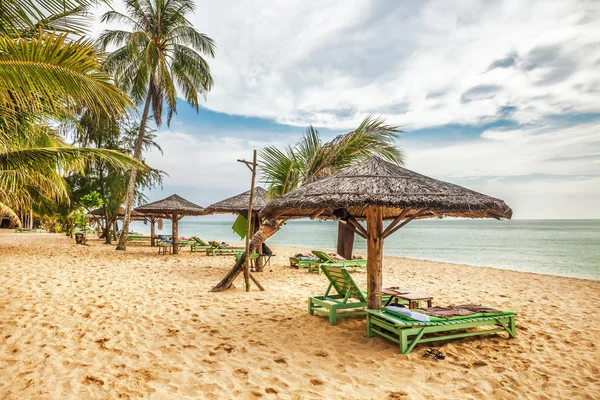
[423,348,445,360]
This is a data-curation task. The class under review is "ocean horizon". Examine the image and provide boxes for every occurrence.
[129,218,600,281]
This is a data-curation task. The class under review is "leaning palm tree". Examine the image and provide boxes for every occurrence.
[211,115,404,291]
[97,0,216,250]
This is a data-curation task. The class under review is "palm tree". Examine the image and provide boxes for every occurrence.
[211,115,404,291]
[97,0,216,250]
[0,1,147,226]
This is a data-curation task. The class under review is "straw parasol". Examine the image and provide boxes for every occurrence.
[203,186,270,270]
[203,187,269,215]
[90,207,147,221]
[135,194,205,254]
[261,156,512,309]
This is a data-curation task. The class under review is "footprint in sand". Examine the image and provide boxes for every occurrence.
[82,376,104,386]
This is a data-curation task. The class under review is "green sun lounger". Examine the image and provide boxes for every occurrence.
[205,241,245,256]
[308,250,367,273]
[308,265,397,325]
[290,256,319,268]
[366,308,517,354]
[127,234,151,242]
[190,237,213,252]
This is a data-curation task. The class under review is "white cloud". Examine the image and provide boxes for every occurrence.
[158,0,600,129]
[91,0,600,218]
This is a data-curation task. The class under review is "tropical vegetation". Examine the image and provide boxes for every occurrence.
[0,0,156,232]
[97,0,216,250]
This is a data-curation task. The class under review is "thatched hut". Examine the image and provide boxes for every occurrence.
[261,156,512,308]
[203,186,270,269]
[203,187,269,215]
[135,194,205,254]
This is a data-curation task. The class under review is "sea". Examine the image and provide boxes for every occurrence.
[129,219,600,281]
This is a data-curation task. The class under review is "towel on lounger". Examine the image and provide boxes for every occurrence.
[385,305,430,322]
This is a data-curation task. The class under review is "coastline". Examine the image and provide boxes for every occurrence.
[1,231,599,399]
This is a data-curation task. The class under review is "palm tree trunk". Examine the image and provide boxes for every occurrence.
[210,220,282,292]
[116,90,152,250]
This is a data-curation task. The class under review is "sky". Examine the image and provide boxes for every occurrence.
[92,0,600,219]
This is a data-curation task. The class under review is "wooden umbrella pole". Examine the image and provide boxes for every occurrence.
[150,216,156,247]
[172,212,179,254]
[243,150,258,292]
[366,206,384,310]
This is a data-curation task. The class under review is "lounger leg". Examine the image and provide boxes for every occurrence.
[405,328,426,354]
[308,298,314,315]
[366,314,374,338]
[329,305,337,325]
[509,316,516,338]
[400,331,408,354]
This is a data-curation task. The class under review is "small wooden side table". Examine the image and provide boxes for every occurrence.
[382,288,433,309]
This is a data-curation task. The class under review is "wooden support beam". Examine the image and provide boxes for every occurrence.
[382,209,409,238]
[383,210,425,239]
[346,214,368,238]
[366,206,383,310]
[310,210,324,220]
[249,273,265,291]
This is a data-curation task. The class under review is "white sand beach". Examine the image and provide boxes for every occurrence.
[1,231,599,399]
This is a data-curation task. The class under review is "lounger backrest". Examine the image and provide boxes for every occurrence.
[193,237,210,246]
[312,250,336,263]
[320,265,366,302]
[209,241,224,249]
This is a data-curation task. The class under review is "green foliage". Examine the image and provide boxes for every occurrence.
[260,115,404,198]
[98,0,216,126]
[81,191,103,211]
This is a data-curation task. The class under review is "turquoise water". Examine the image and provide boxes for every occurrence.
[130,219,600,281]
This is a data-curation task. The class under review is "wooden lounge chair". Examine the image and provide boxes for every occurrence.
[205,241,245,256]
[190,237,213,252]
[289,256,318,269]
[157,239,193,254]
[308,265,397,325]
[366,308,517,354]
[308,250,367,273]
[127,234,151,242]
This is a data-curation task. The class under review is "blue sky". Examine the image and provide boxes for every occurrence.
[96,0,600,219]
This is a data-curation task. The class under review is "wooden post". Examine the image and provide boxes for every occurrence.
[366,206,384,310]
[254,214,264,271]
[337,221,355,260]
[150,216,156,247]
[244,150,258,292]
[172,213,179,254]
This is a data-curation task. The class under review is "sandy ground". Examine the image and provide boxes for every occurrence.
[0,231,598,400]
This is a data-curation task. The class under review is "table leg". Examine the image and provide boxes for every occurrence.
[384,296,394,307]
[427,299,432,308]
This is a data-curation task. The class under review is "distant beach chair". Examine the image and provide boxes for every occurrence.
[308,250,367,274]
[308,265,394,325]
[190,237,213,252]
[206,241,245,256]
[156,238,193,254]
[289,254,319,269]
[127,234,151,242]
[366,307,517,354]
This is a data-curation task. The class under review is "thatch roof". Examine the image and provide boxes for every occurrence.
[89,207,147,221]
[203,187,269,215]
[134,194,204,216]
[261,156,512,221]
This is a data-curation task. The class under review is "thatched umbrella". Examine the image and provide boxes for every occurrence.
[90,207,148,221]
[203,187,269,215]
[203,186,270,270]
[135,194,205,254]
[261,156,512,309]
